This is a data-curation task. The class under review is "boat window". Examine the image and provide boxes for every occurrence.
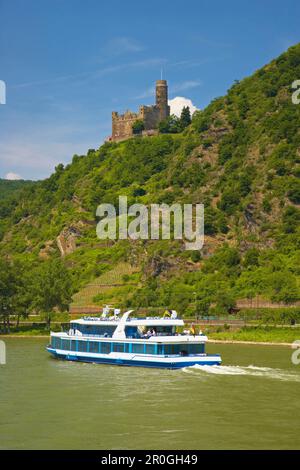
[164,344,181,355]
[145,344,155,355]
[101,342,111,354]
[89,341,99,353]
[125,326,139,338]
[78,341,87,352]
[51,337,61,349]
[160,326,173,334]
[157,344,164,355]
[71,340,77,351]
[163,343,205,355]
[61,339,71,351]
[113,343,125,353]
[132,343,144,354]
[148,326,174,336]
[74,324,115,337]
[186,344,204,354]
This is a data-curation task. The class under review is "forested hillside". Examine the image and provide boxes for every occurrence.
[0,44,299,318]
[0,178,33,200]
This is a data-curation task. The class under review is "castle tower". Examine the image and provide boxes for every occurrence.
[156,79,170,121]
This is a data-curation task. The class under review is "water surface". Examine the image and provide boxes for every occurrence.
[0,338,299,449]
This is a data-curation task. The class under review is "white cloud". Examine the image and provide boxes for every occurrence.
[171,80,202,93]
[103,37,144,56]
[5,172,22,180]
[168,96,198,117]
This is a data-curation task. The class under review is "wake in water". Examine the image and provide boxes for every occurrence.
[183,364,300,382]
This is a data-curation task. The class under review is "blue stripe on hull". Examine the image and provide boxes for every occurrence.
[47,348,221,369]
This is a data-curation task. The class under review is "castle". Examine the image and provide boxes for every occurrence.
[110,79,170,142]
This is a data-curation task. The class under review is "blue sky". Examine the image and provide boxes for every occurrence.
[0,0,299,180]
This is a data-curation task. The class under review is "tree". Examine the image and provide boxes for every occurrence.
[282,206,300,233]
[218,188,241,214]
[243,248,260,267]
[268,271,300,304]
[215,291,236,315]
[190,251,201,263]
[0,259,16,333]
[287,179,300,204]
[159,115,181,134]
[196,298,210,318]
[180,106,191,129]
[12,260,35,327]
[33,259,73,329]
[0,259,36,332]
[132,119,145,134]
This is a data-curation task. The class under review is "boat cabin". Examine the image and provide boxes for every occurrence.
[69,322,176,338]
[68,316,183,339]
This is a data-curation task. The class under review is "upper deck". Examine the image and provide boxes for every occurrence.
[70,316,184,328]
[59,308,207,343]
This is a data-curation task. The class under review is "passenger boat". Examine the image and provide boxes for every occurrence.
[46,307,221,369]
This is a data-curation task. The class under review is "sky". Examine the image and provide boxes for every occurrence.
[0,0,299,181]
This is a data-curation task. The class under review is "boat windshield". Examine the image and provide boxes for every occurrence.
[138,325,176,337]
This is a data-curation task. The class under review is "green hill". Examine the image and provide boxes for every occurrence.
[0,44,300,315]
[0,178,33,200]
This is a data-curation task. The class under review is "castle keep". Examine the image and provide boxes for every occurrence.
[111,79,170,142]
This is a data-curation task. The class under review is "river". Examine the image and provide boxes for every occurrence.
[0,338,300,449]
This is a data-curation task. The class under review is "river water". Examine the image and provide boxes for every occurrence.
[0,338,300,449]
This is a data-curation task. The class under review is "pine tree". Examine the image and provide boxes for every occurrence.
[180,106,191,129]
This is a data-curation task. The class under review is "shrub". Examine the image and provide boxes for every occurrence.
[287,179,300,204]
[132,120,145,134]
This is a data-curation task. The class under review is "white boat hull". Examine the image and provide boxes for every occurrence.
[47,347,221,369]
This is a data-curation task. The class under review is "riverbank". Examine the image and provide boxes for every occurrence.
[207,339,293,346]
[208,326,300,344]
[0,325,58,336]
[0,330,49,337]
[1,335,48,338]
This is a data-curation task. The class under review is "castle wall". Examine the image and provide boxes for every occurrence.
[139,105,160,130]
[112,111,137,141]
